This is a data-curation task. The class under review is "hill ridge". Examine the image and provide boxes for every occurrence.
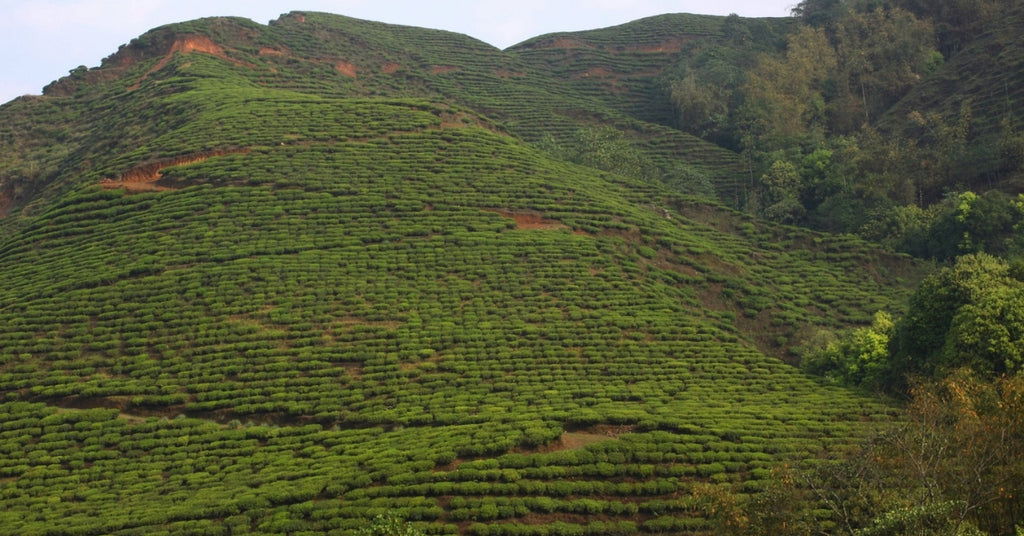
[0,11,928,535]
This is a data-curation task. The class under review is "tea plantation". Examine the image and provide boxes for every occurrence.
[0,11,923,536]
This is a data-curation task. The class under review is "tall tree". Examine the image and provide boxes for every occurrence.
[889,0,998,56]
[670,74,730,140]
[830,7,937,131]
[737,372,1024,535]
[792,0,849,27]
[740,26,837,154]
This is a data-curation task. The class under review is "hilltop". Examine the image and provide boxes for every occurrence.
[0,10,932,536]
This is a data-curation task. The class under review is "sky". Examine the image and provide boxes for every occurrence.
[0,0,797,105]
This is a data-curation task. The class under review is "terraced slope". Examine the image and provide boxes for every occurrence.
[507,14,795,204]
[0,12,922,536]
[5,12,783,217]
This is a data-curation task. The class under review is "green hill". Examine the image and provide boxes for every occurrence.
[0,11,924,535]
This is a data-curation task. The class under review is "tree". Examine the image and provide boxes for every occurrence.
[829,7,937,131]
[740,26,837,155]
[876,372,1024,534]
[946,283,1024,375]
[662,164,718,201]
[801,311,895,389]
[670,74,730,140]
[792,0,848,27]
[734,372,1024,535]
[755,160,804,223]
[895,253,1024,379]
[907,101,974,201]
[888,0,998,57]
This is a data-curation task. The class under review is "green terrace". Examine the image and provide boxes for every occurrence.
[0,88,919,533]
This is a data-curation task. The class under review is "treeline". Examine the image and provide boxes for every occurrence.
[667,0,1024,260]
[706,371,1024,535]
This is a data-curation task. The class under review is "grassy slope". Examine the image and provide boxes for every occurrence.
[0,12,922,535]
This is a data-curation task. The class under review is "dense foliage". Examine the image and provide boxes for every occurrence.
[662,0,1024,258]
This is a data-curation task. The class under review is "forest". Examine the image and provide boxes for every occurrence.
[0,1,1022,535]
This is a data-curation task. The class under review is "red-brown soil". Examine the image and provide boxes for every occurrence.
[522,424,637,454]
[258,47,286,56]
[335,60,359,78]
[546,38,596,50]
[580,67,615,78]
[627,37,690,53]
[100,149,248,191]
[129,35,255,90]
[485,209,568,230]
[0,189,11,219]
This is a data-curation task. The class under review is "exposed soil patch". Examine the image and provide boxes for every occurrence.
[341,362,364,379]
[129,35,255,90]
[100,148,249,191]
[335,60,358,78]
[381,62,401,74]
[546,38,596,50]
[431,65,459,74]
[438,111,484,130]
[258,47,286,56]
[581,66,616,78]
[44,395,187,422]
[0,188,11,219]
[522,424,636,454]
[485,209,568,230]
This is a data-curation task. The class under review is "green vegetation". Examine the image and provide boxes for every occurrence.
[0,4,1021,535]
[733,372,1024,535]
[0,83,916,532]
[669,0,1024,256]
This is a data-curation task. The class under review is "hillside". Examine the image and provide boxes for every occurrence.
[0,11,925,536]
[875,0,1024,194]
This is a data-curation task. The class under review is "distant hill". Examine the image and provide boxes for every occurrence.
[0,11,924,535]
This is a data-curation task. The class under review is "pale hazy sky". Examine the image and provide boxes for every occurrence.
[0,0,797,104]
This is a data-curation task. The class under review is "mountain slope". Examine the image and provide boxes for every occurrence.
[0,12,922,535]
[3,12,790,218]
[876,0,1024,193]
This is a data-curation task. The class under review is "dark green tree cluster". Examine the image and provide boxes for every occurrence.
[736,2,941,231]
[667,0,1024,257]
[802,253,1024,390]
[894,253,1024,379]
